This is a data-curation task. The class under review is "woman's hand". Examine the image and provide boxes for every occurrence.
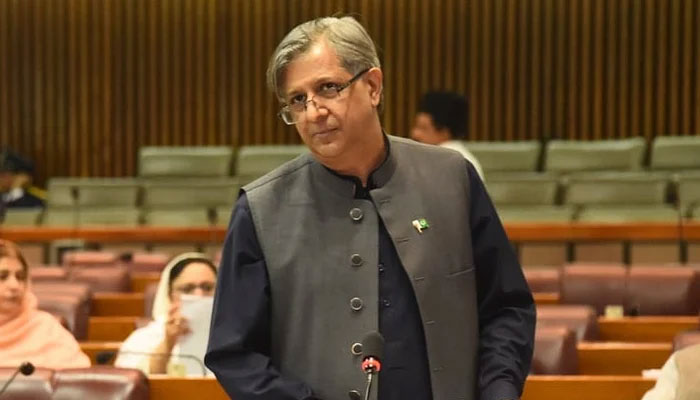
[164,299,191,347]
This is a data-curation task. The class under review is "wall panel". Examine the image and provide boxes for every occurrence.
[0,0,698,183]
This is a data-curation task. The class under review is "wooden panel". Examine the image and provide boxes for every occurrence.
[534,292,560,305]
[88,316,140,341]
[1,222,700,243]
[131,272,161,293]
[0,0,699,184]
[144,375,656,400]
[522,376,655,400]
[92,292,144,316]
[577,342,671,375]
[598,316,699,342]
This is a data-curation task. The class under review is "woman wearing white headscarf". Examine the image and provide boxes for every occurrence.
[114,252,217,375]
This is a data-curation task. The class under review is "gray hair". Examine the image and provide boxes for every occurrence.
[266,16,381,101]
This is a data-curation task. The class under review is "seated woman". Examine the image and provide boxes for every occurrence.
[115,252,217,375]
[0,239,90,369]
[641,342,700,400]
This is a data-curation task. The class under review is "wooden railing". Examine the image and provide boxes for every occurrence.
[2,222,699,243]
[142,375,656,400]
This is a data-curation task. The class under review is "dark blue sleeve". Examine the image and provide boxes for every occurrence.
[205,193,318,400]
[468,166,536,400]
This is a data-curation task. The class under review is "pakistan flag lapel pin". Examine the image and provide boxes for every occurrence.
[412,218,430,234]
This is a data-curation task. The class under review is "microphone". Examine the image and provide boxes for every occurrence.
[0,362,35,398]
[95,350,208,377]
[360,331,384,400]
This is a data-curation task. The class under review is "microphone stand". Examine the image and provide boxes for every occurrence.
[363,372,374,400]
[0,362,35,398]
[96,350,207,377]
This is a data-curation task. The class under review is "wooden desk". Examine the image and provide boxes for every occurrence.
[146,375,656,400]
[598,316,699,342]
[92,293,144,316]
[89,316,141,341]
[577,342,671,375]
[522,376,655,400]
[534,292,559,305]
[130,272,160,293]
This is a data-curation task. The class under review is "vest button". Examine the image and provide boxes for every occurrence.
[350,342,363,355]
[349,208,363,221]
[350,297,363,311]
[350,254,364,267]
[348,389,362,400]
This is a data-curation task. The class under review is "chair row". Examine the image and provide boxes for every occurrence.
[489,171,700,221]
[524,264,700,316]
[533,316,700,375]
[138,144,307,179]
[138,137,700,179]
[0,366,147,400]
[3,205,233,227]
[468,135,700,176]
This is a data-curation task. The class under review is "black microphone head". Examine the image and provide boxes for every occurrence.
[95,351,117,365]
[19,362,34,376]
[361,331,384,361]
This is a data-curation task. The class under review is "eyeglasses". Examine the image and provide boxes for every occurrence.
[173,281,216,295]
[278,68,370,125]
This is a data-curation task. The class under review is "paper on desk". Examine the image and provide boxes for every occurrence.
[177,294,215,376]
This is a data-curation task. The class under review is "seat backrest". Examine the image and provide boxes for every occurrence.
[142,180,238,208]
[678,174,700,217]
[545,138,645,173]
[486,175,559,206]
[536,305,599,341]
[2,209,43,226]
[128,252,169,273]
[564,172,670,206]
[35,294,84,340]
[234,145,307,180]
[63,251,118,268]
[142,208,212,227]
[29,266,68,282]
[673,330,700,351]
[560,263,628,315]
[77,207,142,227]
[46,178,78,207]
[0,367,54,400]
[75,179,139,207]
[576,205,679,223]
[139,146,233,177]
[626,266,700,315]
[53,367,148,400]
[69,266,131,293]
[523,268,560,293]
[651,136,700,170]
[31,283,92,340]
[531,326,579,374]
[464,141,541,173]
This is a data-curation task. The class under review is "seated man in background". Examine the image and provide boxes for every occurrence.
[115,253,218,376]
[641,342,700,400]
[0,239,90,369]
[0,150,45,210]
[411,91,485,180]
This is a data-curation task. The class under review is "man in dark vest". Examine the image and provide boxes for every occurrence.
[206,15,535,400]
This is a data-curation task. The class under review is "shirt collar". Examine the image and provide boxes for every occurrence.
[323,134,393,198]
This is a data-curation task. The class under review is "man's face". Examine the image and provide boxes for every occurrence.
[411,112,450,145]
[282,41,381,163]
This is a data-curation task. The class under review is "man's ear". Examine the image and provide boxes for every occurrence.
[365,68,383,107]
